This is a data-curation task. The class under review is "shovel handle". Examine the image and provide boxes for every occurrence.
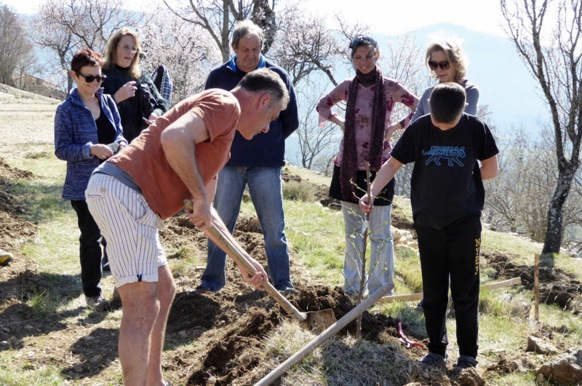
[206,224,307,322]
[255,281,395,386]
[183,200,306,322]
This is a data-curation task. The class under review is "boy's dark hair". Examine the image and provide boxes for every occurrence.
[236,68,290,109]
[429,82,467,123]
[71,48,103,73]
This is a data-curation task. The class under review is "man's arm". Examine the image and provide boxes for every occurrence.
[160,111,211,227]
[480,155,499,180]
[205,207,268,290]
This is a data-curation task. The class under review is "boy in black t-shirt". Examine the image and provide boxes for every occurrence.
[360,82,499,373]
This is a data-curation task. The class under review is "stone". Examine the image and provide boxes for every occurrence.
[536,350,582,385]
[527,336,558,355]
[455,367,486,386]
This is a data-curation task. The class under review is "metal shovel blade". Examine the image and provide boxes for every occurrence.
[301,308,336,334]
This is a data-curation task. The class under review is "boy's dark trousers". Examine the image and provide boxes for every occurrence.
[71,200,106,298]
[415,215,482,359]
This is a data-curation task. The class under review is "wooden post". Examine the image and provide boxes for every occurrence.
[534,253,540,321]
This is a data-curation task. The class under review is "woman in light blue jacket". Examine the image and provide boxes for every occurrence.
[54,48,126,311]
[410,39,480,124]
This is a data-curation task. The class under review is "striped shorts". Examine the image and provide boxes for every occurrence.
[85,173,167,288]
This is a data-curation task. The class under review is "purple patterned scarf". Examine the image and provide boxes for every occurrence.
[340,66,386,202]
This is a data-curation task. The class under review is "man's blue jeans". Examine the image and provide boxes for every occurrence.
[201,166,293,291]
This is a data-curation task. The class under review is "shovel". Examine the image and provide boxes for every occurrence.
[184,200,336,332]
[255,281,395,386]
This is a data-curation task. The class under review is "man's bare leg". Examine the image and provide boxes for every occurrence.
[146,265,176,386]
[118,281,160,385]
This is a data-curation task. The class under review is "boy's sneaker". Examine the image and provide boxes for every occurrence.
[85,296,111,311]
[452,355,478,374]
[420,352,447,370]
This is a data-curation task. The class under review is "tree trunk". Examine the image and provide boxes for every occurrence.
[220,0,231,62]
[542,164,575,254]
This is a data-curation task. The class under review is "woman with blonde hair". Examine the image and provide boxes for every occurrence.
[411,38,479,122]
[102,27,169,144]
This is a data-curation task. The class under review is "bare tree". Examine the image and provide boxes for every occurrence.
[291,83,339,171]
[31,0,143,91]
[378,33,428,198]
[0,5,30,86]
[270,5,367,88]
[501,0,582,255]
[139,6,221,104]
[161,0,278,62]
[484,128,552,238]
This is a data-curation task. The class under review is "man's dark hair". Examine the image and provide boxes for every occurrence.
[429,82,467,123]
[236,68,290,109]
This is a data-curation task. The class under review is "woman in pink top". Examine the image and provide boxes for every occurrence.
[316,35,418,297]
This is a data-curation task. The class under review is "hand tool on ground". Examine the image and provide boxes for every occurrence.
[398,321,425,349]
[183,200,336,332]
[378,277,522,304]
[255,281,395,386]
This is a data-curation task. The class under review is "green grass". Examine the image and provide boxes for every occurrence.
[280,200,345,285]
[3,141,582,386]
[0,359,65,386]
[482,228,543,261]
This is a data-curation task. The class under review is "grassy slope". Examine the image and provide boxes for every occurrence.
[0,101,580,384]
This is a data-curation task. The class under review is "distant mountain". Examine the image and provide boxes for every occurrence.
[383,23,548,133]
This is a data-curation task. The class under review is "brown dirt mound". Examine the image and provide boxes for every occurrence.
[166,282,406,386]
[483,250,581,314]
[0,157,37,269]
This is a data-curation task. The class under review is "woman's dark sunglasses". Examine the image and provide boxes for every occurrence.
[76,72,107,83]
[428,60,451,70]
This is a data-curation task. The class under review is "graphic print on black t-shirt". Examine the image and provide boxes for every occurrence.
[422,145,466,167]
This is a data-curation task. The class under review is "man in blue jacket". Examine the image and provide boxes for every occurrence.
[197,19,299,293]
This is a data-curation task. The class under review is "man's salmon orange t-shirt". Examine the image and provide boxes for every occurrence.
[108,89,240,219]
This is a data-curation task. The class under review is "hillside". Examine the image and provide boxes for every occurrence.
[0,86,580,386]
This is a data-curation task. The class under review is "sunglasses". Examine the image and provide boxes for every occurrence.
[428,60,451,70]
[76,72,107,83]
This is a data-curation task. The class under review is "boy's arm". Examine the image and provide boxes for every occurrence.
[360,157,403,213]
[480,155,499,180]
[371,157,403,196]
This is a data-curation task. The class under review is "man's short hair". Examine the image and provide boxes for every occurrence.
[429,82,467,124]
[231,19,264,50]
[237,68,290,110]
